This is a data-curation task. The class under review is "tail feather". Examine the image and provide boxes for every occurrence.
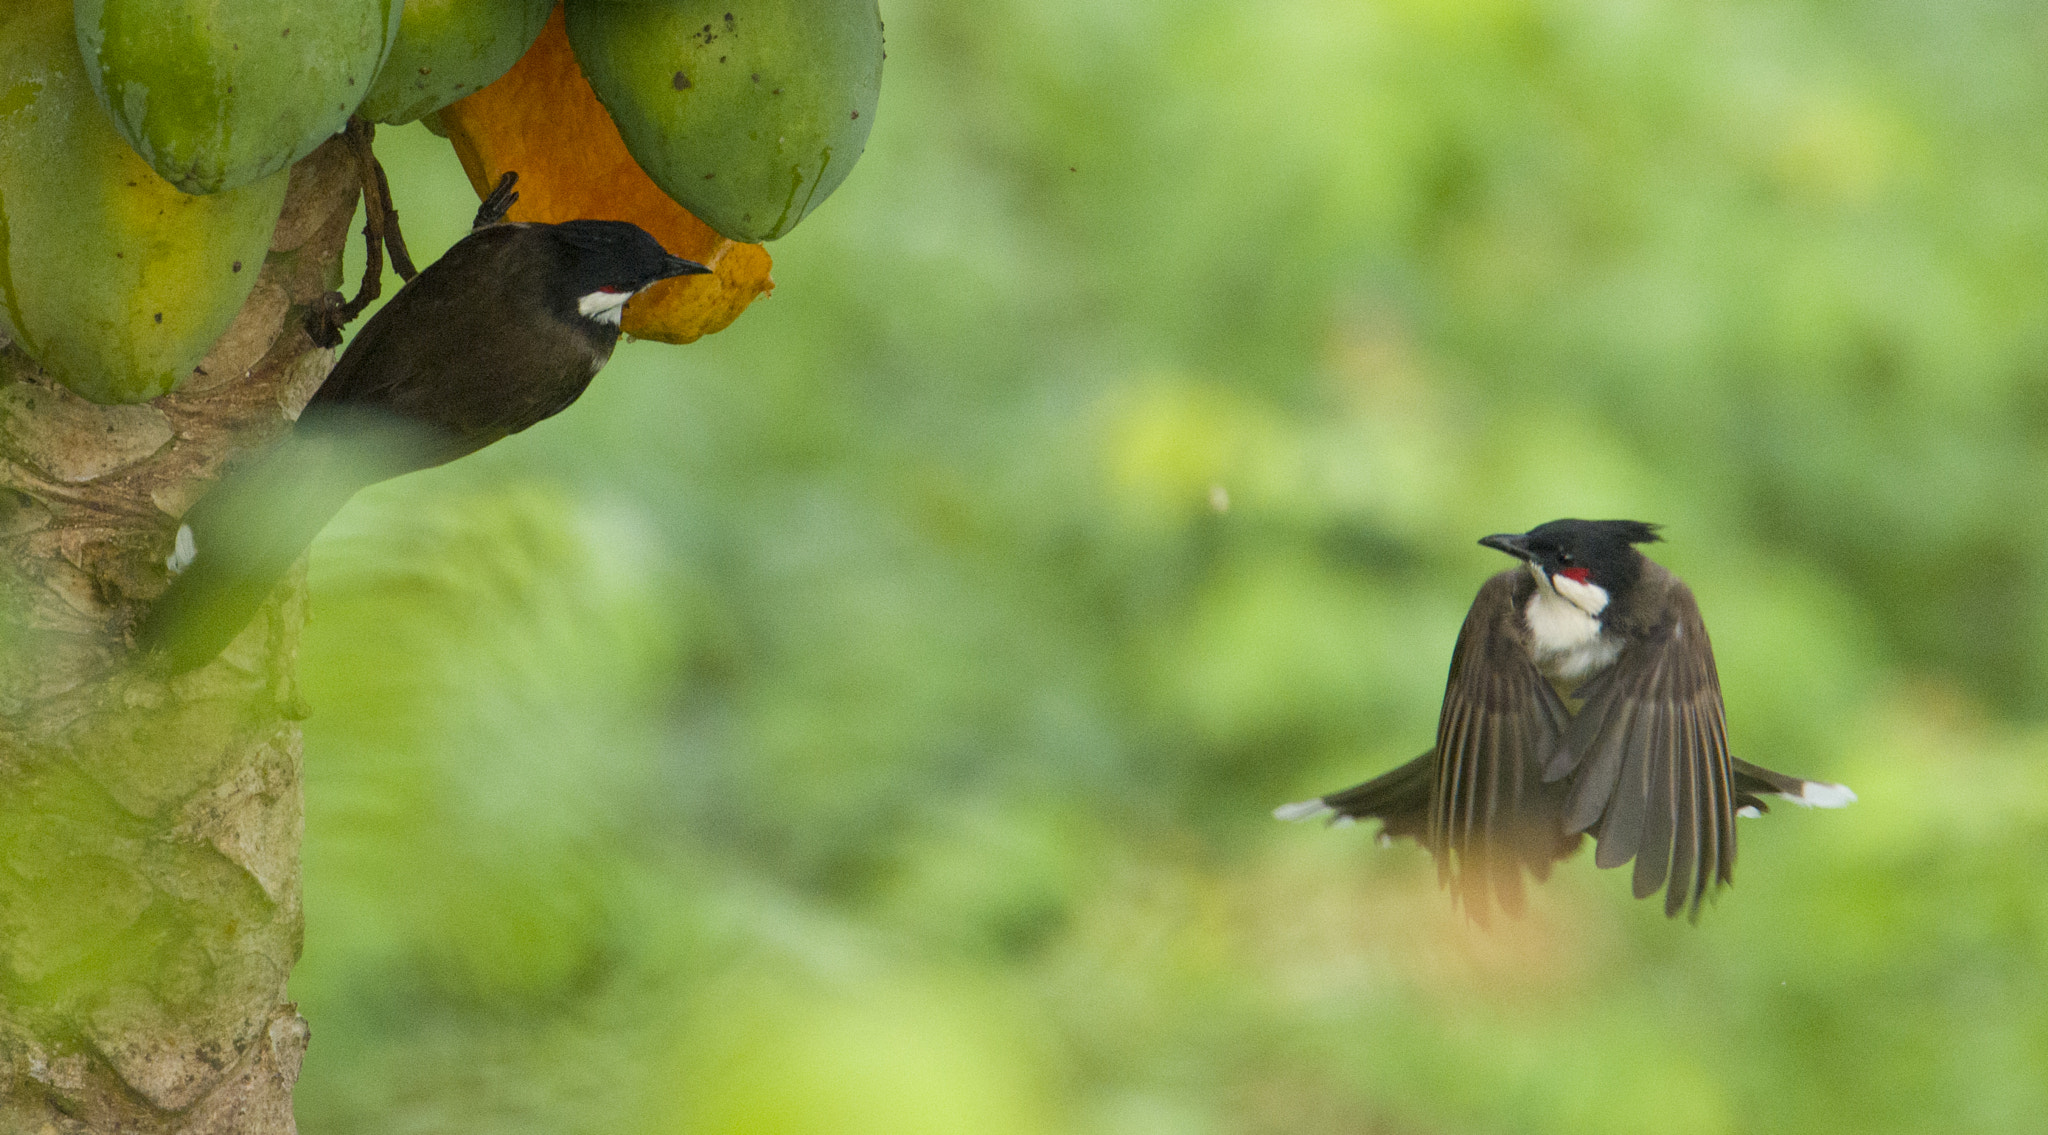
[1732,758,1857,816]
[1279,753,1851,919]
[1277,748,1585,920]
[1274,749,1436,844]
[135,414,437,672]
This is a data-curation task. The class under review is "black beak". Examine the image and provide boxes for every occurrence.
[1479,532,1536,562]
[660,254,713,280]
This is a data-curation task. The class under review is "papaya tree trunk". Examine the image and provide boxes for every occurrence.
[0,136,359,1134]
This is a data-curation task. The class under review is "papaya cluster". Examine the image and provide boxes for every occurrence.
[0,0,881,405]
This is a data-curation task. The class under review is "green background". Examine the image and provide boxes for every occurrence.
[293,0,2048,1131]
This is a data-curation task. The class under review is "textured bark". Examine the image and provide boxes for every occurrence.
[0,137,360,1134]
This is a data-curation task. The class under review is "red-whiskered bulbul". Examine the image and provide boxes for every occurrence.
[1277,519,1854,920]
[135,216,709,672]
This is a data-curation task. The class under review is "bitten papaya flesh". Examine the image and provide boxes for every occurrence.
[359,0,555,126]
[564,0,882,243]
[436,7,773,345]
[74,0,403,194]
[0,5,286,404]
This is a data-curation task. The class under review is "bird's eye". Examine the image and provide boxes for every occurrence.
[1556,550,1573,564]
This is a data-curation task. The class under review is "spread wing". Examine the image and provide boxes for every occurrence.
[1428,570,1578,919]
[1551,574,1737,919]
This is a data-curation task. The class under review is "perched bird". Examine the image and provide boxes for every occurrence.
[1276,520,1853,920]
[136,217,709,672]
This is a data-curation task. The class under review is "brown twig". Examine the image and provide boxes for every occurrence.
[373,156,418,280]
[303,118,420,347]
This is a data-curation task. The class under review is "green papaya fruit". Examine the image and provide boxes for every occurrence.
[0,5,286,404]
[564,0,882,243]
[74,0,404,194]
[359,0,555,125]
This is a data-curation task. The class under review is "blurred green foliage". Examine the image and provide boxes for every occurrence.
[292,0,2048,1132]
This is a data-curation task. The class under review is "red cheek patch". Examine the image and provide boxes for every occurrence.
[1559,567,1592,584]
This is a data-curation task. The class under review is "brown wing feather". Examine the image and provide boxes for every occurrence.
[1300,572,1599,919]
[308,224,611,463]
[1561,570,1737,918]
[1426,570,1579,918]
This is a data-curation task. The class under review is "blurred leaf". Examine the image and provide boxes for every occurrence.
[291,0,2048,1131]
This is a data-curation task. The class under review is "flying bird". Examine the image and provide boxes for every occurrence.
[136,216,709,672]
[1277,520,1853,920]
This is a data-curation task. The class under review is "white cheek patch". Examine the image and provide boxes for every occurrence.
[1551,571,1610,616]
[576,288,632,325]
[167,524,197,574]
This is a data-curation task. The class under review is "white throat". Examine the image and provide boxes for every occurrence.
[1522,562,1619,682]
[576,288,633,326]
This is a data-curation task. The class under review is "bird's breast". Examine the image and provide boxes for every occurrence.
[1523,585,1622,683]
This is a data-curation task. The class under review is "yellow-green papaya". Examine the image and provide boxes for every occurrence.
[0,5,286,404]
[73,0,404,194]
[563,0,882,243]
[359,0,555,126]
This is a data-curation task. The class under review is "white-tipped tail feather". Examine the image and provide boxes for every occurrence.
[167,524,197,574]
[1273,799,1334,823]
[1790,780,1857,808]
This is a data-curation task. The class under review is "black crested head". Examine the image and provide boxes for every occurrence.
[1521,518,1660,550]
[1479,518,1661,595]
[543,220,712,313]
